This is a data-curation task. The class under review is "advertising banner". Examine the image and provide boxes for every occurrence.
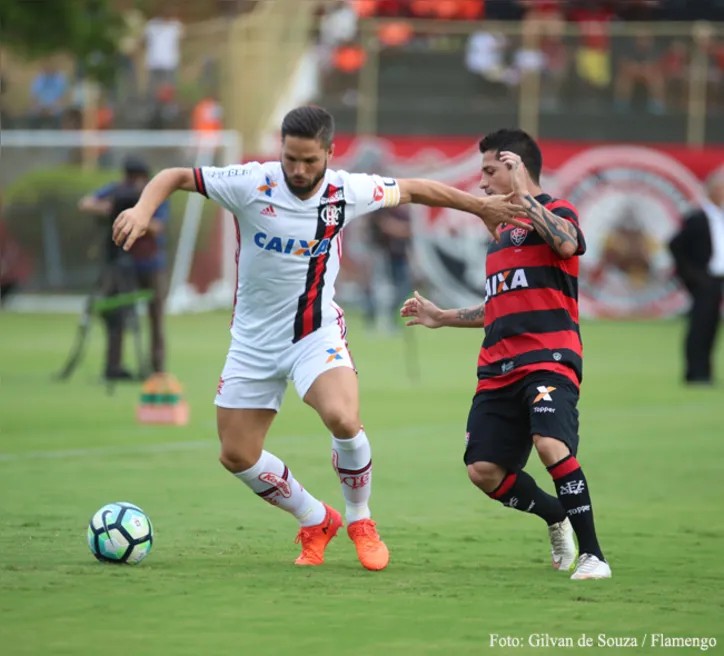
[332,136,724,318]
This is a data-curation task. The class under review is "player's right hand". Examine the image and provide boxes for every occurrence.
[400,291,445,329]
[112,207,151,251]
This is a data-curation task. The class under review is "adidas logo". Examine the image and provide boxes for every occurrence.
[260,205,276,217]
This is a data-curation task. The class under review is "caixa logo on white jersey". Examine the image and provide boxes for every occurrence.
[552,145,698,318]
[485,268,529,302]
[253,232,331,257]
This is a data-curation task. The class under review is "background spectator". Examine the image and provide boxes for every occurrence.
[144,7,184,120]
[29,58,68,128]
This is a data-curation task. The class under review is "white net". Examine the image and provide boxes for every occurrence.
[1,130,242,314]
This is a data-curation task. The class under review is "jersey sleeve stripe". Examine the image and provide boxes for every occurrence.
[193,168,208,197]
[550,206,578,222]
[546,199,585,254]
[546,199,578,222]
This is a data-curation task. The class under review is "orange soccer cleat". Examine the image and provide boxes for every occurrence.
[294,503,343,566]
[347,519,389,571]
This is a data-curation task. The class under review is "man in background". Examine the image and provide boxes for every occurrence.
[0,192,31,307]
[79,157,170,379]
[669,171,724,385]
[29,59,68,128]
[364,204,412,333]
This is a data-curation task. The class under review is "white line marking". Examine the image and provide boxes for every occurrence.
[0,423,461,463]
[2,399,716,464]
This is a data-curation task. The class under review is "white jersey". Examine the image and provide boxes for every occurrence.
[194,161,401,349]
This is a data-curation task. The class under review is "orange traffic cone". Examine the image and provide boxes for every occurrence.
[135,373,190,426]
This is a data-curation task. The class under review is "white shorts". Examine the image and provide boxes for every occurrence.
[214,323,355,412]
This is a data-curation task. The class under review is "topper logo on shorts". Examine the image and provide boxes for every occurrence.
[253,232,331,257]
[258,472,291,498]
[534,386,556,403]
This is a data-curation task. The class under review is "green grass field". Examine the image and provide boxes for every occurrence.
[1,312,723,655]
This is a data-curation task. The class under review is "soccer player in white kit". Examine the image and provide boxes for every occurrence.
[112,106,528,570]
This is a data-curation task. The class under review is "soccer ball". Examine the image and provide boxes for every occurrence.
[87,502,153,564]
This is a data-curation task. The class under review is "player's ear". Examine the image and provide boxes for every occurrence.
[327,143,335,162]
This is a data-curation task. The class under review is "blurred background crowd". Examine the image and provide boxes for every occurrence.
[1,0,723,354]
[2,1,724,139]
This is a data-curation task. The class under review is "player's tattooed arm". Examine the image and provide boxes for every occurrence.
[521,194,579,259]
[452,304,486,327]
[401,292,485,329]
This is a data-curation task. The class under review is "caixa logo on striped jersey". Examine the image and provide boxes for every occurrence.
[485,268,529,302]
[253,232,331,257]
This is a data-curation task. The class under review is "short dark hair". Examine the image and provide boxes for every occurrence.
[478,129,543,183]
[281,105,335,149]
[123,156,150,177]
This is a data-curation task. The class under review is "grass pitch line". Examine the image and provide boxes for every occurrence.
[0,422,460,463]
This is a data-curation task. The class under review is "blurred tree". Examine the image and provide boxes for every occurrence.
[0,0,126,83]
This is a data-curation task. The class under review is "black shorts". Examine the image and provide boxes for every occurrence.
[464,372,580,471]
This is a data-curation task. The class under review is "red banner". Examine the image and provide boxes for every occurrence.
[330,136,724,318]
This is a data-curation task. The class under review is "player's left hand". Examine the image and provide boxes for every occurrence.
[400,291,445,328]
[499,151,528,199]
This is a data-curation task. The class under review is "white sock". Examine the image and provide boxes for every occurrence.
[235,450,326,527]
[332,429,372,523]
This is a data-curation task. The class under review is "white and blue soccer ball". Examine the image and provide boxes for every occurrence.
[87,502,153,565]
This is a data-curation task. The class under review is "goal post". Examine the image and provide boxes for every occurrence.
[1,129,242,314]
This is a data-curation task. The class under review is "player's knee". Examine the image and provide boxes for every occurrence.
[467,461,505,492]
[322,407,360,439]
[218,447,260,473]
[217,434,262,473]
[533,435,570,467]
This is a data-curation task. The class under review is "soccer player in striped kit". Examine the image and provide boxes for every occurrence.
[401,129,611,580]
[112,107,529,571]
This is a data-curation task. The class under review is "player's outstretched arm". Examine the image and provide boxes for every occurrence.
[400,291,485,329]
[112,168,195,251]
[396,179,530,242]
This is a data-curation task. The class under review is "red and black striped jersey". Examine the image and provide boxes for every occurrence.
[476,194,586,393]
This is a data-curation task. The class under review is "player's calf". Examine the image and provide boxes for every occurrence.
[216,407,329,542]
[217,406,271,472]
[468,461,567,526]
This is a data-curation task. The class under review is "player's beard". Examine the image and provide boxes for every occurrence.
[283,159,327,197]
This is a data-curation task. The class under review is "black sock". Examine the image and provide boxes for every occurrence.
[547,455,605,561]
[488,470,567,526]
